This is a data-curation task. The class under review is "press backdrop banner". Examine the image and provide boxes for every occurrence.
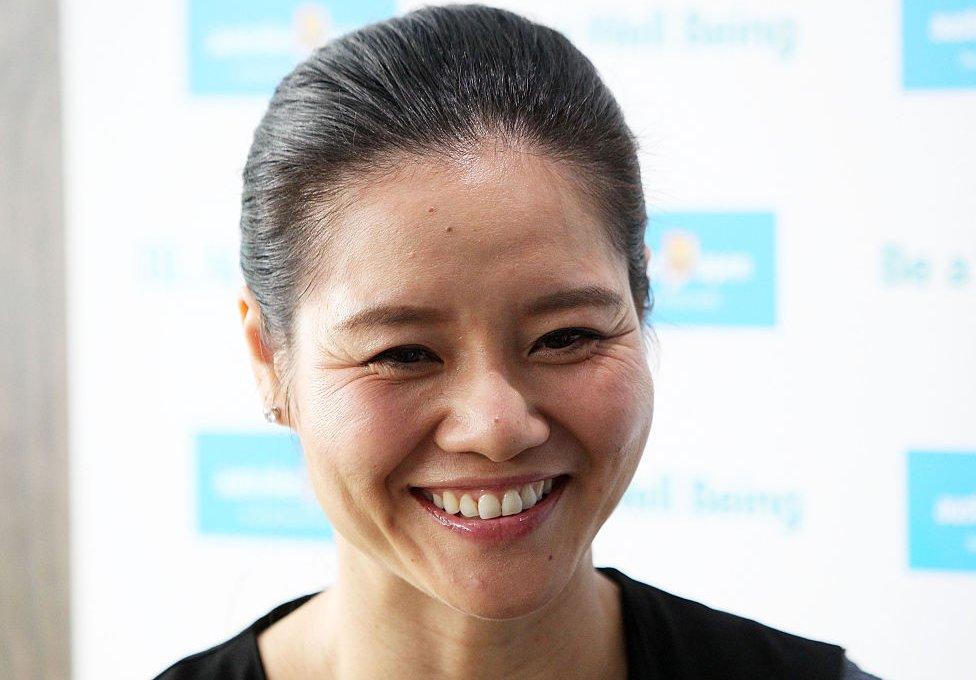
[62,1,976,678]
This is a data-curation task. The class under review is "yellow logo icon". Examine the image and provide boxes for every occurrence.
[660,229,700,288]
[293,3,331,54]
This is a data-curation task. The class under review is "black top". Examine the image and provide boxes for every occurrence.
[154,566,877,679]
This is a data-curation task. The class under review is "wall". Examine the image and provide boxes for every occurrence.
[61,1,976,678]
[0,0,70,678]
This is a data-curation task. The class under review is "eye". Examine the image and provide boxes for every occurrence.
[532,328,605,355]
[366,345,440,373]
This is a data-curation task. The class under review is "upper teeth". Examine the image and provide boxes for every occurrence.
[423,478,555,520]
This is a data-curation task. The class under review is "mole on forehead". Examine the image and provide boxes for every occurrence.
[426,205,455,232]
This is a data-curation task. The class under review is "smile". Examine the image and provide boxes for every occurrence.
[409,475,568,544]
[419,477,556,520]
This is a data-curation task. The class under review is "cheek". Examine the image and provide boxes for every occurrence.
[540,345,654,471]
[297,374,431,490]
[290,373,438,553]
[540,346,653,529]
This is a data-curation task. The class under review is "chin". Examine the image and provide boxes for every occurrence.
[434,557,572,620]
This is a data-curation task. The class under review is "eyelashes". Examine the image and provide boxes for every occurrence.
[370,345,437,369]
[534,327,605,352]
[366,328,607,373]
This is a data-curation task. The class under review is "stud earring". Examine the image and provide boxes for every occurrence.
[263,406,281,424]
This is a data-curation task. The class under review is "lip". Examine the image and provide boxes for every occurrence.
[411,475,569,545]
[410,473,565,495]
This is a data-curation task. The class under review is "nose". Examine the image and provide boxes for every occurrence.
[434,365,549,462]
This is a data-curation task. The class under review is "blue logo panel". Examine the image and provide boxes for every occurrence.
[197,431,332,540]
[908,451,976,572]
[645,212,776,327]
[189,0,396,95]
[903,0,976,89]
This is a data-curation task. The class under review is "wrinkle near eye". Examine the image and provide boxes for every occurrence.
[312,334,376,371]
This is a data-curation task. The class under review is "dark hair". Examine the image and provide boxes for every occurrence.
[240,3,651,393]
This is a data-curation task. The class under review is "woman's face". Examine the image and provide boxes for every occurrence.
[283,147,653,619]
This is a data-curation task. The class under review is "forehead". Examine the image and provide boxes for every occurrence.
[309,148,625,313]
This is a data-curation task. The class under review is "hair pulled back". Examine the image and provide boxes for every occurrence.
[241,3,651,372]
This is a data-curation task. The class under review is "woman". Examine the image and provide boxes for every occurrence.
[156,5,879,679]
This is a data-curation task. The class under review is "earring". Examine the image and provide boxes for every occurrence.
[263,406,281,424]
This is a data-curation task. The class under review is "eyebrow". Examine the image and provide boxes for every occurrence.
[334,304,450,334]
[334,285,624,333]
[522,284,624,318]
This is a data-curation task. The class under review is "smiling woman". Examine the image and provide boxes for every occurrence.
[154,4,878,680]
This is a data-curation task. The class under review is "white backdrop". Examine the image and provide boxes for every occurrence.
[62,1,976,678]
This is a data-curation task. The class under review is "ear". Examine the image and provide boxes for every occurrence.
[643,244,652,271]
[238,286,280,414]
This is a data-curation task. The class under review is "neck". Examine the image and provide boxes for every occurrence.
[310,538,625,680]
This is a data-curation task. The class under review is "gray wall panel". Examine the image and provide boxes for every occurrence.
[0,0,70,678]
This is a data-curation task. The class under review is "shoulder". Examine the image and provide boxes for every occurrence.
[598,567,848,680]
[152,629,257,680]
[152,591,320,680]
[842,657,884,680]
